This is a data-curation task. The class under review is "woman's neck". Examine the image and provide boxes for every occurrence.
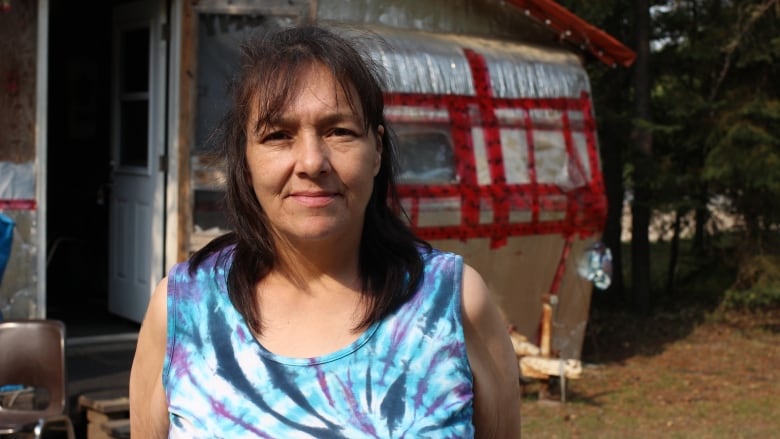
[272,235,363,292]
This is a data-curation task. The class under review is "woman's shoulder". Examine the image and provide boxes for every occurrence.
[167,244,234,287]
[419,246,463,267]
[183,243,234,270]
[184,234,237,272]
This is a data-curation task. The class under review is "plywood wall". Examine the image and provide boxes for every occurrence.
[0,1,37,163]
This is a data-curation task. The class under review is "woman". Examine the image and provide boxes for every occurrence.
[130,25,521,438]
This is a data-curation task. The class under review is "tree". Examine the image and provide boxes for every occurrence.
[569,0,780,309]
[650,0,780,303]
[631,0,653,314]
[558,0,657,310]
[702,0,780,254]
[556,0,636,307]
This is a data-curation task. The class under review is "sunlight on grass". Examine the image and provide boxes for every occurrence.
[521,231,780,438]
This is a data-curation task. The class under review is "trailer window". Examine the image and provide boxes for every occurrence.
[395,127,457,185]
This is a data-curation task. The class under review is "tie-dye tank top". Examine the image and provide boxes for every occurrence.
[162,247,475,438]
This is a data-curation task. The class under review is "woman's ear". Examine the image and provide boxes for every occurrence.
[374,125,384,176]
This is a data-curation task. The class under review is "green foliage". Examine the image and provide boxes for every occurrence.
[703,98,780,244]
[704,100,780,190]
[651,0,780,231]
[621,234,738,308]
[723,285,780,310]
[722,254,780,310]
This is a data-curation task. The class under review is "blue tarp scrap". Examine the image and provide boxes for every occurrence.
[0,212,14,285]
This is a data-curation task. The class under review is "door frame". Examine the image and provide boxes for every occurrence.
[34,0,182,321]
[164,0,182,273]
[107,0,171,322]
[35,0,50,318]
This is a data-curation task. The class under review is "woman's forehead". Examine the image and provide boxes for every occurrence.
[250,63,364,124]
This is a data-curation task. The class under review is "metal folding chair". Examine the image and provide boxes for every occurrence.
[0,319,75,438]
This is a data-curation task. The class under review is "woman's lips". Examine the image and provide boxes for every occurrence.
[290,191,338,207]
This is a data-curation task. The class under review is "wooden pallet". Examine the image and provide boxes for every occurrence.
[78,389,130,439]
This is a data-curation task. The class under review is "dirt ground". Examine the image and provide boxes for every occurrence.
[519,307,780,438]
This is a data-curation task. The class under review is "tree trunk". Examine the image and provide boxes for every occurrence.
[665,208,682,297]
[631,0,653,314]
[693,188,709,254]
[631,174,651,314]
[599,125,625,306]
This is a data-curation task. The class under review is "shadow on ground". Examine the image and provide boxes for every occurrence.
[580,305,711,364]
[66,333,137,437]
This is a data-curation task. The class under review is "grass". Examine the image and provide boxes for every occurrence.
[518,233,780,438]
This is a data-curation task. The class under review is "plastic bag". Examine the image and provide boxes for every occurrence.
[576,241,613,290]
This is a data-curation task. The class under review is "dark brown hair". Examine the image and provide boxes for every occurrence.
[190,25,429,334]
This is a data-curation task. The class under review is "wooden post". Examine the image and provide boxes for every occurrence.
[540,302,552,358]
[538,297,553,400]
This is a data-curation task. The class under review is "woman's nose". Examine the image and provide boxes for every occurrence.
[295,133,331,177]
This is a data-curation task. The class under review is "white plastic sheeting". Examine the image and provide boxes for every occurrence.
[317,0,548,42]
[0,162,35,200]
[353,27,590,98]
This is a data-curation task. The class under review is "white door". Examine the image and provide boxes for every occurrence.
[108,0,167,323]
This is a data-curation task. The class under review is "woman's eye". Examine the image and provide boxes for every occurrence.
[332,127,357,137]
[262,131,289,142]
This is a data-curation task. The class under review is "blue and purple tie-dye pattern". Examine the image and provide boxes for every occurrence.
[162,248,475,438]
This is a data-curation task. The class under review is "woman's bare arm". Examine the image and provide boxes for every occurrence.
[462,264,522,438]
[129,277,170,438]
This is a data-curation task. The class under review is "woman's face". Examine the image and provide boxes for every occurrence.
[245,63,383,247]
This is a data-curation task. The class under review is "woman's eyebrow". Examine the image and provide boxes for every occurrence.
[318,111,362,126]
[266,109,362,129]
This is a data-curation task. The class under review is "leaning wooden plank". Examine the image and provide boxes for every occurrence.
[78,390,130,414]
[520,356,582,380]
[509,330,541,357]
[513,340,541,357]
